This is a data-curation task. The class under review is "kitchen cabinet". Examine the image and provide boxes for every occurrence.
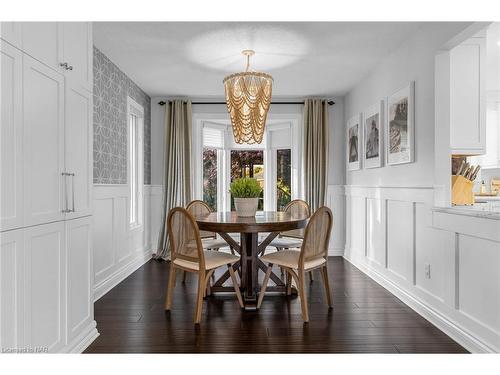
[469,101,500,169]
[23,54,66,227]
[0,23,96,352]
[1,41,24,231]
[65,83,93,219]
[10,22,92,91]
[450,36,486,155]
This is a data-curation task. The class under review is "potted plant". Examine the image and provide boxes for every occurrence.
[230,177,262,217]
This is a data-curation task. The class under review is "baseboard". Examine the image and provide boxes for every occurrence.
[64,320,99,353]
[328,247,345,256]
[343,254,496,353]
[94,250,152,301]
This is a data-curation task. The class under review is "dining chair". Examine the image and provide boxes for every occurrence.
[266,199,310,251]
[265,199,313,280]
[164,207,243,324]
[257,206,333,322]
[186,200,235,253]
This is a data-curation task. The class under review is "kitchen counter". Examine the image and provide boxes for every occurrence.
[433,206,500,220]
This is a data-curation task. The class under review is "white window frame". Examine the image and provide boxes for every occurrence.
[192,113,302,212]
[127,97,144,230]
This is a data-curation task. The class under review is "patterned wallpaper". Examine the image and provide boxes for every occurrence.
[93,47,151,184]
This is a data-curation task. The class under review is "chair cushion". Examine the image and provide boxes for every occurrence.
[268,237,303,249]
[173,250,239,271]
[260,250,326,270]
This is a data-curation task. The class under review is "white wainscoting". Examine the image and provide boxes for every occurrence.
[343,185,500,353]
[92,184,163,301]
[326,185,345,256]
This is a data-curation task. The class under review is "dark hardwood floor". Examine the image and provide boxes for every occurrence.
[85,257,467,353]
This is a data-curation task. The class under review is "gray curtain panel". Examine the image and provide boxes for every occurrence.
[303,99,329,212]
[156,100,193,259]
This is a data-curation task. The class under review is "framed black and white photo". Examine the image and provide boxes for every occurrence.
[363,101,383,168]
[386,82,415,165]
[347,114,362,171]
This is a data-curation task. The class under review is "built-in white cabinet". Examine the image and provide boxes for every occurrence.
[66,216,94,344]
[1,41,24,231]
[0,218,94,353]
[0,22,96,352]
[1,22,92,91]
[65,84,93,219]
[470,101,500,169]
[23,55,66,227]
[450,36,486,155]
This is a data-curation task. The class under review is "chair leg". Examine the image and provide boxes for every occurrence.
[228,265,244,308]
[294,270,309,322]
[321,266,333,308]
[165,265,177,310]
[194,272,205,324]
[309,271,314,283]
[286,270,292,296]
[230,246,235,255]
[257,264,273,309]
[182,270,187,283]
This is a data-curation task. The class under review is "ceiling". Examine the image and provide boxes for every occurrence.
[93,22,425,98]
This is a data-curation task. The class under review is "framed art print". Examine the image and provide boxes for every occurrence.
[386,81,415,165]
[347,114,362,171]
[363,101,384,169]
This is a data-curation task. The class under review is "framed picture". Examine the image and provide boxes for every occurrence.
[363,101,384,169]
[386,81,415,165]
[347,114,362,171]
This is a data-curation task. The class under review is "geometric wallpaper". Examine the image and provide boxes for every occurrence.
[93,46,151,184]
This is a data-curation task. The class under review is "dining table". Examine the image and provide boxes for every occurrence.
[195,211,309,310]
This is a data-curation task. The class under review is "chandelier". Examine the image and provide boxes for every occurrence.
[223,50,273,144]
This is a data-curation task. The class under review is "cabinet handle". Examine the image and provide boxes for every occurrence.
[71,173,76,212]
[59,62,69,69]
[61,172,71,213]
[67,65,73,71]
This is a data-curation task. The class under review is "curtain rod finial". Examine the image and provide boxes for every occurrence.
[158,101,166,106]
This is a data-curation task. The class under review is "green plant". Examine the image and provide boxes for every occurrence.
[229,178,262,198]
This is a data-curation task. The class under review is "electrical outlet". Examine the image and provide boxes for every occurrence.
[424,263,431,279]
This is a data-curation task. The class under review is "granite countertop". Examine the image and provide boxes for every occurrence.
[432,206,500,220]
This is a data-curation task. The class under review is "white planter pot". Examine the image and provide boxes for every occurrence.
[234,198,259,217]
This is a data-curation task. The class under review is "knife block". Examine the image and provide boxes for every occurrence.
[451,175,474,206]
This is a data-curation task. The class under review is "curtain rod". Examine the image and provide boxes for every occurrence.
[157,100,335,106]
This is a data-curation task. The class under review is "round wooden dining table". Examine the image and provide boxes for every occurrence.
[195,211,309,310]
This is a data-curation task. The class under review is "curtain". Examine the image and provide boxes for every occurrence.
[156,100,193,260]
[303,99,329,213]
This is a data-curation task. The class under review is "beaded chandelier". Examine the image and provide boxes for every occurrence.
[223,50,273,144]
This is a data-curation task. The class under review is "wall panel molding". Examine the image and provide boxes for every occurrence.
[344,184,500,353]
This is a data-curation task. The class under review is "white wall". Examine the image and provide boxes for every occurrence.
[342,22,500,353]
[92,185,162,300]
[345,23,470,187]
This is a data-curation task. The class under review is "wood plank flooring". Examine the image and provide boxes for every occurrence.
[84,257,467,353]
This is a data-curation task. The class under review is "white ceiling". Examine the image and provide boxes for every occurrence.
[93,22,425,98]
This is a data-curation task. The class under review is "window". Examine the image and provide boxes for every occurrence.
[128,97,144,228]
[230,150,265,210]
[194,117,300,212]
[276,149,292,210]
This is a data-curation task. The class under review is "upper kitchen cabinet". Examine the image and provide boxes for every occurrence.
[450,35,486,155]
[17,22,92,91]
[61,22,93,91]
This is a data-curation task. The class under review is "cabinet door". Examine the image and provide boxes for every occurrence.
[0,228,25,351]
[65,84,93,219]
[61,22,92,91]
[21,22,63,72]
[66,216,93,344]
[0,22,23,49]
[23,55,66,226]
[24,221,66,353]
[1,41,24,231]
[450,37,486,154]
